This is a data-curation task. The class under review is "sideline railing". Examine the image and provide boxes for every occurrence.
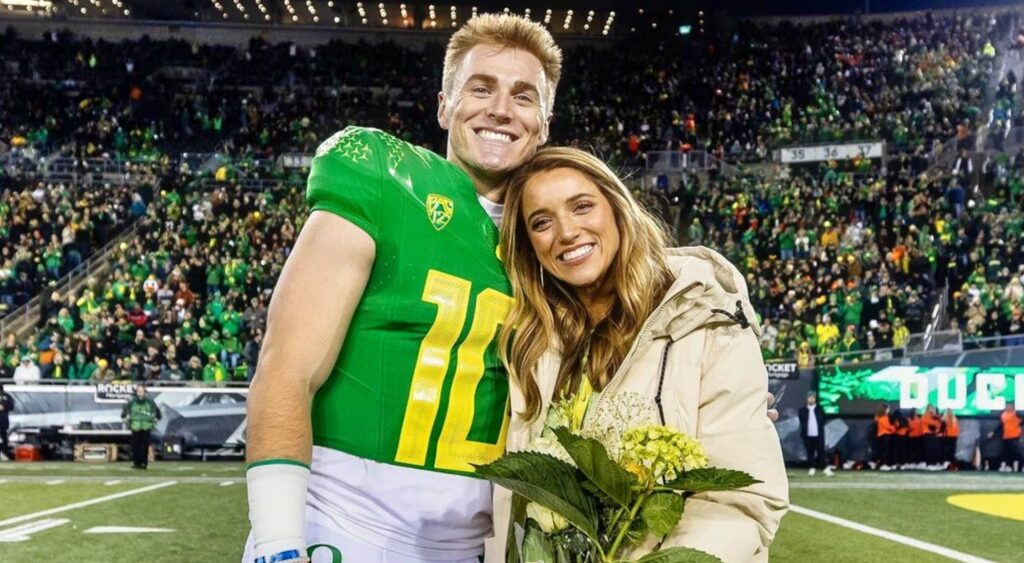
[765,331,1024,367]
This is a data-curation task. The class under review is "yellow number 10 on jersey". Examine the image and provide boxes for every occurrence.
[395,269,513,473]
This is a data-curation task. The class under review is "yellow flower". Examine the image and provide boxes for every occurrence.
[620,424,708,484]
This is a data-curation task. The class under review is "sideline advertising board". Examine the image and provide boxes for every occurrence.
[819,365,1022,416]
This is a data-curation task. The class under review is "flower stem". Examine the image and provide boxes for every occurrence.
[606,491,650,560]
[605,506,627,538]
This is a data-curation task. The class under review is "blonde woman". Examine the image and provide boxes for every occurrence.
[489,147,788,562]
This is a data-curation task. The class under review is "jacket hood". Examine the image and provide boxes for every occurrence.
[652,246,762,341]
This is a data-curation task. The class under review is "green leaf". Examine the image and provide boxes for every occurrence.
[636,546,723,563]
[521,525,557,563]
[551,426,634,510]
[475,452,599,542]
[663,468,761,494]
[640,492,684,537]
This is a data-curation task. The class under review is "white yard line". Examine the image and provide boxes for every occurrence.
[790,504,996,563]
[0,518,70,542]
[104,480,122,486]
[85,526,174,534]
[0,481,177,529]
[219,481,234,487]
[44,480,65,485]
[0,475,232,484]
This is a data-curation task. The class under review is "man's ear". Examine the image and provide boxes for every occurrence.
[437,91,450,130]
[539,112,552,146]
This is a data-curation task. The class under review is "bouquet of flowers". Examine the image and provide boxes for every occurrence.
[476,395,759,563]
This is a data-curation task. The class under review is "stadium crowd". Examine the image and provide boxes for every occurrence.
[0,171,300,383]
[677,153,1024,364]
[2,11,1007,164]
[0,9,1022,382]
[0,180,141,312]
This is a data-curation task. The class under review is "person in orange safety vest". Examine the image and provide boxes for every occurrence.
[990,403,1023,472]
[875,404,896,469]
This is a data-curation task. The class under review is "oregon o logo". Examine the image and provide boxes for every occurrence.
[306,543,342,563]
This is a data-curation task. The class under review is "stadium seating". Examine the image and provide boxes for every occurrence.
[0,9,1021,380]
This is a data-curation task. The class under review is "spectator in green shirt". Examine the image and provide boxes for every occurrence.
[221,333,240,368]
[121,384,161,469]
[68,353,96,382]
[199,331,223,359]
[202,354,226,383]
[55,308,76,336]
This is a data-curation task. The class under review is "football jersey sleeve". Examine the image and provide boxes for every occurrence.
[306,127,384,240]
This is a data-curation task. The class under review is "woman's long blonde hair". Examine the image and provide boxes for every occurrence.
[499,147,673,421]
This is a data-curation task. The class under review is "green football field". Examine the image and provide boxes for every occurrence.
[0,462,1021,562]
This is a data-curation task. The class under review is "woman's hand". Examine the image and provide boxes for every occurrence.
[767,392,779,422]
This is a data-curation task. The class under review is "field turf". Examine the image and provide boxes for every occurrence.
[0,463,1020,562]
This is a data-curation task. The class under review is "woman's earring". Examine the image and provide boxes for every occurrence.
[540,265,545,288]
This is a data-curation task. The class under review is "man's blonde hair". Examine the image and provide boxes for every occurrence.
[443,13,563,117]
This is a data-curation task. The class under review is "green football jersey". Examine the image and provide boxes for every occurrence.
[307,127,512,477]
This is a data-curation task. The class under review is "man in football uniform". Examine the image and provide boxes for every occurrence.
[244,14,562,563]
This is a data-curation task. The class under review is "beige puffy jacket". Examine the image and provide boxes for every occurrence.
[485,246,789,563]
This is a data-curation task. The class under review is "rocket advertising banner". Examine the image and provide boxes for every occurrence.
[819,365,1023,416]
[765,362,799,380]
[94,381,138,403]
[5,384,248,457]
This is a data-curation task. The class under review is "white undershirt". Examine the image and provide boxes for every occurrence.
[477,194,504,226]
[806,405,819,437]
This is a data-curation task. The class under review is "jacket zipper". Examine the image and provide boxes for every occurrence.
[580,283,698,428]
[581,281,750,428]
[654,338,674,425]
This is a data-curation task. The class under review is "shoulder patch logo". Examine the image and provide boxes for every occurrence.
[426,194,454,231]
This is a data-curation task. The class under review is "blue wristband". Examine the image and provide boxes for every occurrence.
[254,549,303,563]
